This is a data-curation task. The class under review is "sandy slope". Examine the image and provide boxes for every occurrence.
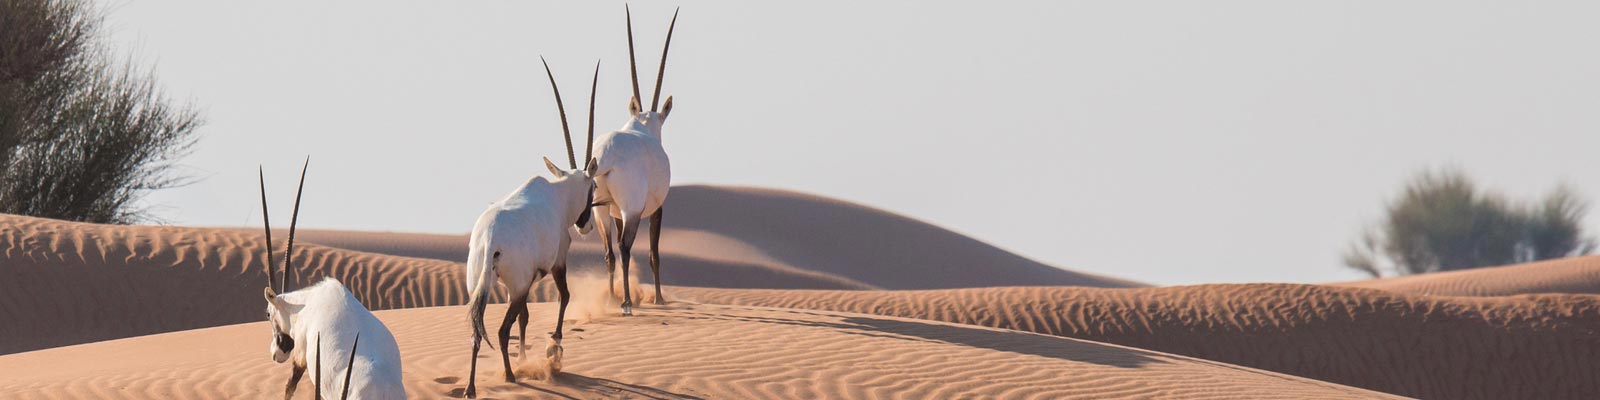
[0,213,879,355]
[0,214,468,355]
[674,285,1600,400]
[0,303,1395,399]
[1337,255,1600,296]
[272,185,1145,290]
[8,212,1600,398]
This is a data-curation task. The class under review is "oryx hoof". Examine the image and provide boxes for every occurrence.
[546,340,564,374]
[621,301,634,316]
[464,385,476,399]
[504,370,517,383]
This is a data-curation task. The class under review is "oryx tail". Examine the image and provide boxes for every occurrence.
[466,239,497,350]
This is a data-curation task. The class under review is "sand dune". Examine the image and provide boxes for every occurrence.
[0,214,471,355]
[673,285,1600,400]
[9,212,1600,399]
[274,185,1145,290]
[0,303,1395,399]
[1337,255,1600,296]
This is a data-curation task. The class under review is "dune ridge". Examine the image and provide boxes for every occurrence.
[673,285,1600,400]
[270,185,1145,290]
[1338,255,1600,296]
[0,303,1396,399]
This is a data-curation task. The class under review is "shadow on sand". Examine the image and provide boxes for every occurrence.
[677,306,1166,369]
[439,371,704,399]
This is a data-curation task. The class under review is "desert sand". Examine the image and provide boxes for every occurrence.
[1338,255,1600,296]
[676,285,1600,400]
[0,214,467,355]
[0,302,1396,399]
[5,184,1600,399]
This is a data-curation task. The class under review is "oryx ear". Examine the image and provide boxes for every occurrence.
[264,287,286,309]
[585,158,599,176]
[660,96,673,120]
[628,96,642,116]
[544,157,565,177]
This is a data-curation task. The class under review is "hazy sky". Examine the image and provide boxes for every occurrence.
[107,1,1600,286]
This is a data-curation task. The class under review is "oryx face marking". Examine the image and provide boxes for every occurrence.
[576,186,595,230]
[267,306,295,363]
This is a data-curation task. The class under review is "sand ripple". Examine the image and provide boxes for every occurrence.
[0,303,1395,399]
[678,284,1600,400]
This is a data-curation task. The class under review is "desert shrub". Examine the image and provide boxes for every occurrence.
[0,0,201,224]
[1343,169,1595,277]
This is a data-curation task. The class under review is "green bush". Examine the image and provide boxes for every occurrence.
[0,0,201,224]
[1344,169,1594,277]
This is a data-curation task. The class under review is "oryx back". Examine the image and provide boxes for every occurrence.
[286,279,405,399]
[593,130,671,218]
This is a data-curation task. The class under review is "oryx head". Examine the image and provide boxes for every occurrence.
[625,5,678,136]
[259,159,309,364]
[541,57,606,235]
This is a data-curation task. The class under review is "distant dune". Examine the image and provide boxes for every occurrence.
[0,303,1395,399]
[272,185,1145,290]
[1337,255,1600,296]
[675,285,1600,400]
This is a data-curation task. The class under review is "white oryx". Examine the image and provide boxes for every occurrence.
[259,160,405,400]
[592,5,678,316]
[462,58,603,398]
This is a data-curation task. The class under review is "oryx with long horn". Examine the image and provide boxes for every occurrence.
[591,5,678,316]
[259,160,405,399]
[461,58,603,398]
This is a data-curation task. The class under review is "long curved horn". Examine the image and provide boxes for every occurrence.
[542,56,577,170]
[626,4,642,108]
[340,333,360,400]
[586,60,599,168]
[651,7,679,113]
[313,333,322,400]
[258,166,275,292]
[283,157,308,291]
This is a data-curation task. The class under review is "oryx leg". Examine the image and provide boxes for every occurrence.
[596,212,618,298]
[498,291,529,383]
[466,296,489,398]
[618,213,641,316]
[604,214,624,299]
[610,217,624,297]
[517,302,529,360]
[549,263,571,372]
[648,207,665,304]
[283,363,306,400]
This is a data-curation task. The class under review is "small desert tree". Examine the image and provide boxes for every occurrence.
[0,0,201,224]
[1343,169,1595,277]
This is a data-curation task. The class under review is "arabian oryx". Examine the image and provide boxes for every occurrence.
[462,58,603,398]
[259,160,405,399]
[591,5,678,316]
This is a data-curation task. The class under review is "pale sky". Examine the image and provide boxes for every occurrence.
[108,1,1600,286]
